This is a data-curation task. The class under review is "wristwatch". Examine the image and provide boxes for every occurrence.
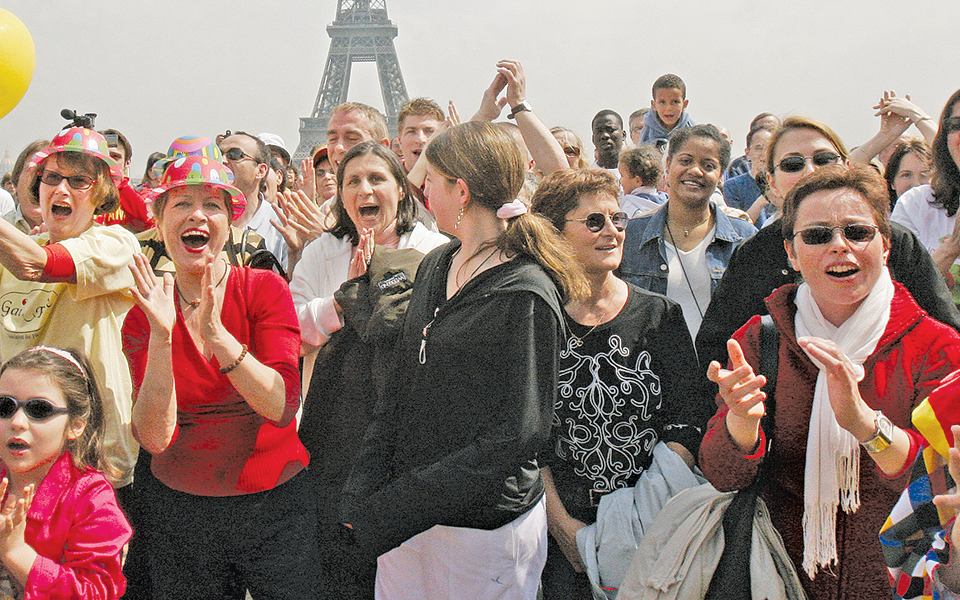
[507,101,532,120]
[860,410,894,453]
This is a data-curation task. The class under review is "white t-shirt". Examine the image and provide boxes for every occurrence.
[664,226,715,339]
[891,184,953,256]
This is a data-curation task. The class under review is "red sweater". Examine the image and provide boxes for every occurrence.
[123,267,308,496]
[95,178,153,233]
[699,283,960,600]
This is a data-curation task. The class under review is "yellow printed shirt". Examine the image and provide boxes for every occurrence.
[0,225,140,487]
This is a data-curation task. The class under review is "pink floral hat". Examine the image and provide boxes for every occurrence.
[27,127,123,184]
[151,156,246,221]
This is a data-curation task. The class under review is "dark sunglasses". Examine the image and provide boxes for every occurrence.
[567,212,628,232]
[222,147,258,163]
[943,116,960,134]
[563,146,581,157]
[792,224,878,245]
[39,171,96,191]
[0,395,70,421]
[776,151,841,173]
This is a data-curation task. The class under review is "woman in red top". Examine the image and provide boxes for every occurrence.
[122,156,319,599]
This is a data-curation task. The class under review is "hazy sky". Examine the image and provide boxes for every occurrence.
[1,1,957,177]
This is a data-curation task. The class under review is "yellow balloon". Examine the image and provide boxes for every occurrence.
[0,9,34,120]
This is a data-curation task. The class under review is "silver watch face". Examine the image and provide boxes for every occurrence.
[876,412,894,442]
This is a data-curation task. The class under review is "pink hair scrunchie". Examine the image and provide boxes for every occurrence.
[496,198,528,219]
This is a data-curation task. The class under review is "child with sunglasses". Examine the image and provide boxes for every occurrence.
[0,346,131,600]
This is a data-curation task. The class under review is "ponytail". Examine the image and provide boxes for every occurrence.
[426,122,587,301]
[498,212,587,302]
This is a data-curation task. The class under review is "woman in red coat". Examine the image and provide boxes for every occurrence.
[700,164,960,599]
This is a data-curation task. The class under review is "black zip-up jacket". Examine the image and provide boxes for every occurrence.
[341,240,564,560]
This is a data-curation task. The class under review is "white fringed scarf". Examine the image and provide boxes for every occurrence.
[794,266,894,579]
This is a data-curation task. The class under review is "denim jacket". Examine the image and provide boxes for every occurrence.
[618,202,756,296]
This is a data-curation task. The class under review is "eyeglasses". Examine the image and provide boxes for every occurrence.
[943,116,960,134]
[791,224,878,245]
[776,151,841,173]
[566,212,628,232]
[39,171,96,191]
[0,396,70,421]
[563,146,581,157]
[222,147,258,163]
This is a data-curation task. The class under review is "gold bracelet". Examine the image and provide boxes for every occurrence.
[220,344,248,374]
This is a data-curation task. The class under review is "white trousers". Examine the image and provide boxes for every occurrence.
[375,496,548,600]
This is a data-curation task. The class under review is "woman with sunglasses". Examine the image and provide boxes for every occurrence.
[891,90,960,298]
[0,127,142,499]
[700,164,960,599]
[339,122,585,599]
[550,127,589,170]
[531,169,706,599]
[696,116,960,373]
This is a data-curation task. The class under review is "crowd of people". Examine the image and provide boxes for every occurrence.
[0,58,959,600]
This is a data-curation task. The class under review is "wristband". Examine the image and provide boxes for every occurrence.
[42,243,76,280]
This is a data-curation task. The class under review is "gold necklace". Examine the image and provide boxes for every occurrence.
[568,321,601,349]
[671,212,712,237]
[175,262,229,309]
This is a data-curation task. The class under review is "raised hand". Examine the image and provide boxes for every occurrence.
[471,71,509,122]
[797,336,875,440]
[347,228,374,281]
[197,256,228,341]
[496,59,527,107]
[299,157,317,201]
[707,338,767,450]
[0,479,34,554]
[129,253,176,334]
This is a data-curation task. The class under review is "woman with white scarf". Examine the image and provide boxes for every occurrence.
[700,164,960,599]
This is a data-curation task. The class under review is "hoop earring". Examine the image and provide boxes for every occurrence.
[455,206,464,230]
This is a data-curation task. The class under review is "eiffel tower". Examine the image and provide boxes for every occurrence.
[293,0,409,161]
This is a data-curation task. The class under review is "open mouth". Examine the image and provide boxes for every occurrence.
[181,229,210,250]
[51,203,73,217]
[7,440,28,452]
[358,205,380,219]
[826,266,859,278]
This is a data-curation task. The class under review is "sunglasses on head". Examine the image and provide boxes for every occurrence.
[39,171,96,191]
[943,116,960,134]
[792,224,878,245]
[222,147,258,163]
[776,151,841,173]
[567,212,628,232]
[0,396,70,421]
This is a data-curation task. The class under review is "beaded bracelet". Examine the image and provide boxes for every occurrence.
[220,344,248,374]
